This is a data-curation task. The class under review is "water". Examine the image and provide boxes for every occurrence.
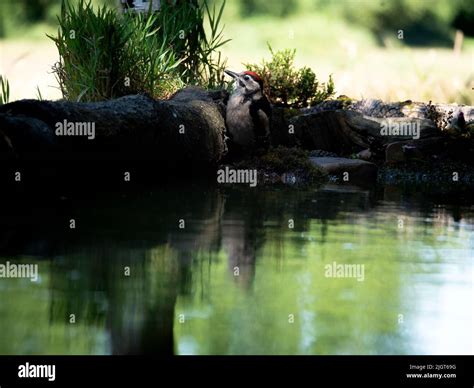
[0,183,472,355]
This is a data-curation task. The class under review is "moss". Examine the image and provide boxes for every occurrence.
[282,107,301,120]
[467,123,474,137]
[234,146,327,185]
[335,95,353,109]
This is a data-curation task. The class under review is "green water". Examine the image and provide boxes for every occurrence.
[0,184,472,355]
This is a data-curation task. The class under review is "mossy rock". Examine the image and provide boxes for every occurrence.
[233,146,327,186]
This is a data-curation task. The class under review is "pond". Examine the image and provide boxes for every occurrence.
[0,183,472,355]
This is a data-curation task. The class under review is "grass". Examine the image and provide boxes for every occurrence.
[0,75,10,105]
[49,0,133,101]
[146,0,230,89]
[47,0,229,101]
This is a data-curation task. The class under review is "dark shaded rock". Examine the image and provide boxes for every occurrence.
[269,107,299,147]
[310,157,377,185]
[309,149,339,157]
[287,109,439,155]
[0,115,58,160]
[171,86,229,119]
[385,141,410,163]
[445,137,474,164]
[337,112,439,143]
[385,137,445,163]
[0,88,227,167]
[290,110,367,154]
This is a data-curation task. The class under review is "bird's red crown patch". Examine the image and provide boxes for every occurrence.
[243,71,262,83]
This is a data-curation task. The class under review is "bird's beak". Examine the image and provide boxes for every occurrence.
[224,70,239,79]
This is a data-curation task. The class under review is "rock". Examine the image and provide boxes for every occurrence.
[170,86,228,118]
[290,111,367,154]
[309,157,378,185]
[288,109,440,155]
[356,149,372,160]
[0,87,227,167]
[305,98,474,129]
[267,107,305,148]
[347,99,406,118]
[385,137,444,163]
[309,149,339,157]
[385,141,410,163]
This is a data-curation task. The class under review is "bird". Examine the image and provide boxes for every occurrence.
[224,70,272,155]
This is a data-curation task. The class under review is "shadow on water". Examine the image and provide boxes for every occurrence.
[0,181,472,355]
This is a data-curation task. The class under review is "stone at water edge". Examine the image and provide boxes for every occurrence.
[356,149,372,161]
[385,137,444,164]
[309,157,378,185]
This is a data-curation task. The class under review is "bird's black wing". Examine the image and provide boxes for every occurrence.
[249,96,272,148]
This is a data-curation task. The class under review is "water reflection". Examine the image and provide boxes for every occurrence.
[0,184,472,355]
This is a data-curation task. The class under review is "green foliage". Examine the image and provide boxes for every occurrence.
[0,0,56,38]
[148,0,230,89]
[246,45,335,108]
[340,0,456,46]
[49,0,229,102]
[452,0,474,36]
[0,76,10,105]
[20,0,57,22]
[36,86,45,101]
[0,0,116,38]
[239,0,297,18]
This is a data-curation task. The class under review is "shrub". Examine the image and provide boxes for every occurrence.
[245,45,335,108]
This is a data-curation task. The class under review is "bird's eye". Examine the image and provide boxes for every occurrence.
[244,75,250,81]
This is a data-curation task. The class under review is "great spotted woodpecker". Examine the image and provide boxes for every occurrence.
[224,70,272,154]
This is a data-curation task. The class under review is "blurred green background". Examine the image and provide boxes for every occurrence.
[0,0,473,103]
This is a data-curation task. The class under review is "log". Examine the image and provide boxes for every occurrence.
[303,98,474,127]
[288,110,440,154]
[276,99,474,156]
[0,87,228,168]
